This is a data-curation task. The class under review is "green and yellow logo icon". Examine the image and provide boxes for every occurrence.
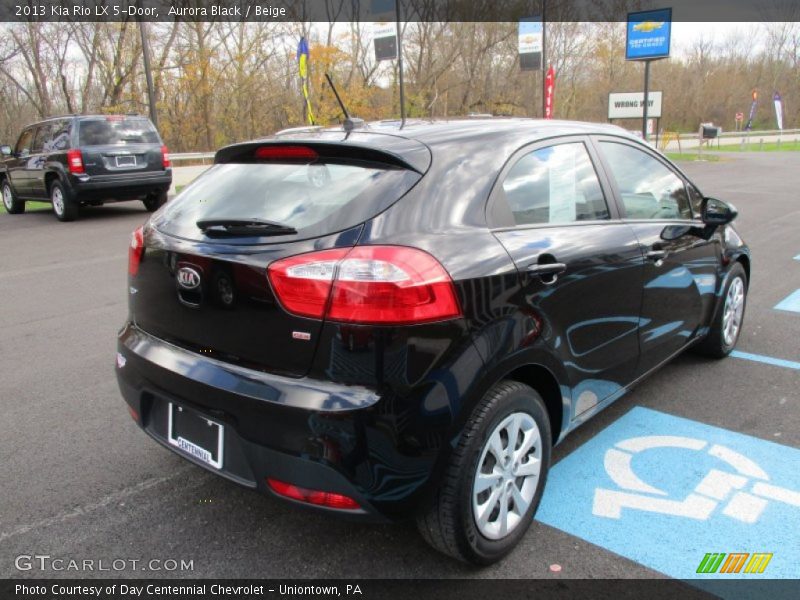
[697,552,773,574]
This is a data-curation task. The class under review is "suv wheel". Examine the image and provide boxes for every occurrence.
[143,190,167,212]
[417,380,551,564]
[2,180,25,214]
[51,180,78,222]
[693,262,748,358]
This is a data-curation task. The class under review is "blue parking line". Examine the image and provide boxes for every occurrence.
[535,407,800,580]
[730,351,800,371]
[774,289,800,313]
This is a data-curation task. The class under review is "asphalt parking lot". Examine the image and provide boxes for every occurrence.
[1,153,798,581]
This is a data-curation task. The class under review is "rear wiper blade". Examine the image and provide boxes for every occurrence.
[196,218,297,237]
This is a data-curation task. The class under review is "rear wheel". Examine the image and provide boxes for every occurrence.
[143,190,167,212]
[51,180,78,221]
[693,262,747,358]
[2,180,25,214]
[417,380,551,565]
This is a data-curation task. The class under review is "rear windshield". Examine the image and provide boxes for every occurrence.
[78,117,160,146]
[154,158,421,243]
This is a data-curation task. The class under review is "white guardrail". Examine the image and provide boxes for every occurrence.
[167,128,800,163]
[169,151,216,165]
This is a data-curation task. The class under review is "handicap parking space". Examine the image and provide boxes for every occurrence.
[537,406,800,579]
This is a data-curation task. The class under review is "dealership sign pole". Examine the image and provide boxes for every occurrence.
[371,0,406,126]
[625,8,672,141]
[519,16,543,117]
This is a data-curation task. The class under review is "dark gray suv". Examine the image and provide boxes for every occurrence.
[1,114,172,221]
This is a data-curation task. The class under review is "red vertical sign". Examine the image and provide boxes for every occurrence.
[544,65,555,119]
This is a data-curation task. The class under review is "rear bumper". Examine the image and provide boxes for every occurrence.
[68,170,172,201]
[116,322,466,522]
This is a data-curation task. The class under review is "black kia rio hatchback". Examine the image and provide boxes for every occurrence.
[116,119,750,564]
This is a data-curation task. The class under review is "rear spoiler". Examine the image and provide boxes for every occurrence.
[215,139,430,174]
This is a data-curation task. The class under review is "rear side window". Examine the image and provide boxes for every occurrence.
[78,117,159,146]
[600,141,692,220]
[46,120,72,152]
[155,150,421,242]
[501,142,609,225]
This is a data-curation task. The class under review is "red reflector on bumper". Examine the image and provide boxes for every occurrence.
[266,478,360,511]
[127,405,139,423]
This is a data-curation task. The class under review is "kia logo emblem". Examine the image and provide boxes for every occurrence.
[177,267,201,290]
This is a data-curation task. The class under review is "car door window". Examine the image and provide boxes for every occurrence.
[30,126,48,154]
[600,141,692,220]
[501,142,609,225]
[15,129,34,156]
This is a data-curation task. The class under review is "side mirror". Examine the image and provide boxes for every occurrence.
[0,145,12,156]
[702,197,737,226]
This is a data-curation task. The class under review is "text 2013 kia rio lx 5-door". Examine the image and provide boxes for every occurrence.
[116,119,750,564]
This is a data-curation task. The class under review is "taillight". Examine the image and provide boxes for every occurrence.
[161,145,171,168]
[266,478,360,511]
[129,226,144,276]
[66,149,84,174]
[267,246,462,325]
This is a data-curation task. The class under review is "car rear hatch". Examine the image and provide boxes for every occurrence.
[77,116,166,176]
[129,137,430,378]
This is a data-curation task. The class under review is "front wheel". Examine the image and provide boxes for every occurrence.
[693,262,748,358]
[2,180,25,214]
[51,180,78,222]
[417,380,551,565]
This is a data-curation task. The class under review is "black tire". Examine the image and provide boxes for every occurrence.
[693,262,748,358]
[2,180,25,214]
[143,190,168,212]
[50,180,78,222]
[417,380,551,565]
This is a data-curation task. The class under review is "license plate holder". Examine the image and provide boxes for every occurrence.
[167,403,224,469]
[115,155,136,168]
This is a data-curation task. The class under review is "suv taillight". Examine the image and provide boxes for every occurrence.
[161,145,171,168]
[129,226,144,276]
[267,246,461,325]
[66,149,84,174]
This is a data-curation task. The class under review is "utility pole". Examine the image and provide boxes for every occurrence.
[396,0,406,127]
[139,19,158,128]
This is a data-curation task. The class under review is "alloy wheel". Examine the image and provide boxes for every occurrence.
[722,276,745,347]
[2,184,12,211]
[52,186,64,216]
[472,412,542,540]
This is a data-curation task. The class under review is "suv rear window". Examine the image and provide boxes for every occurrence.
[154,152,421,243]
[78,117,160,146]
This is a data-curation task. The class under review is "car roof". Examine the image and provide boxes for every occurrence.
[267,117,640,172]
[274,117,637,147]
[27,114,151,125]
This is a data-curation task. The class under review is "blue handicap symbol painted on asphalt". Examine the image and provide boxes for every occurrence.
[535,407,800,580]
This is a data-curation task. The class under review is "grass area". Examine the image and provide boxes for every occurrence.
[175,185,185,194]
[665,152,721,162]
[0,201,51,215]
[712,140,800,152]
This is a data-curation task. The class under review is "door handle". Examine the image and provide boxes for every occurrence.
[646,249,668,261]
[527,262,567,276]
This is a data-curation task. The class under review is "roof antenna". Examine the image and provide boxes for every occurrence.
[325,73,364,132]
